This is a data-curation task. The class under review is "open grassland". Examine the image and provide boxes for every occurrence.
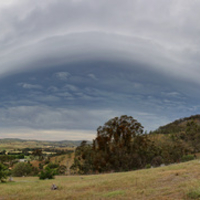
[1,160,200,199]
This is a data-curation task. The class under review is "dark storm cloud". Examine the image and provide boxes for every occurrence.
[1,0,200,78]
[0,0,200,139]
[0,62,198,135]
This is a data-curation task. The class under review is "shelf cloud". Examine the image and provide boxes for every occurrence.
[0,0,200,140]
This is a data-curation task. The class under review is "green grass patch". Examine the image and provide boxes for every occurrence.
[187,188,200,199]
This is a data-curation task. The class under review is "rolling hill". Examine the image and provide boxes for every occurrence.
[152,114,200,135]
[0,138,85,150]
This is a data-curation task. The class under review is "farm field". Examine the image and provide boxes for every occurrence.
[1,160,200,200]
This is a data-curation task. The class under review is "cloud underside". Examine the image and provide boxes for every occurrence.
[0,61,199,139]
[1,0,200,83]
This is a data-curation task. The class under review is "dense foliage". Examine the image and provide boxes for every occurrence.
[72,115,196,174]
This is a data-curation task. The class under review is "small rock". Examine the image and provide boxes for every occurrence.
[51,184,58,190]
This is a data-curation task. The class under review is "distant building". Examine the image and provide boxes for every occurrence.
[19,159,28,162]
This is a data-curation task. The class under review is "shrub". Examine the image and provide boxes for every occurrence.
[39,163,44,170]
[39,167,54,180]
[47,162,59,169]
[145,164,151,169]
[29,166,39,176]
[181,155,195,162]
[58,165,67,175]
[12,162,32,177]
[0,163,8,183]
[17,154,25,159]
[44,158,50,165]
[151,156,163,167]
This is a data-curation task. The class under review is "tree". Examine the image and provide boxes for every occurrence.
[185,121,200,152]
[95,115,144,150]
[12,162,32,177]
[72,115,153,173]
[0,163,8,182]
[92,115,147,171]
[32,149,43,160]
[71,141,94,174]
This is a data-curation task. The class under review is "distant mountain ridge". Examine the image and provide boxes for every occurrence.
[153,114,200,134]
[0,138,87,147]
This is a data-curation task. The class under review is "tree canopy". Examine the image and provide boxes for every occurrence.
[73,115,156,173]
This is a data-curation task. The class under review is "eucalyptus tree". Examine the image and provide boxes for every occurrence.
[93,115,150,171]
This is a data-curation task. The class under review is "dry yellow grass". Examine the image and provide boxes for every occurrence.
[49,152,75,166]
[1,160,200,200]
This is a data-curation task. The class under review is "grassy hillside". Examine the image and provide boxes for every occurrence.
[30,152,75,173]
[153,114,200,134]
[1,160,200,199]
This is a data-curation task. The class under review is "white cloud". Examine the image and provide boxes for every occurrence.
[54,72,71,81]
[47,86,58,92]
[88,73,98,80]
[18,83,43,89]
[161,92,181,97]
[64,84,78,92]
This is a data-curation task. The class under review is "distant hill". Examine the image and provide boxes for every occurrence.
[0,138,88,148]
[152,114,200,135]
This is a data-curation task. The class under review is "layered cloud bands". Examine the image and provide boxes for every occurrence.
[0,0,200,139]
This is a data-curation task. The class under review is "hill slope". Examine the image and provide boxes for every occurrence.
[1,160,200,199]
[153,114,200,134]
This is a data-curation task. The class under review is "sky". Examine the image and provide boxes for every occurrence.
[0,0,200,140]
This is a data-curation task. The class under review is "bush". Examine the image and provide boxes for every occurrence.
[39,163,44,170]
[47,162,59,169]
[29,166,39,176]
[151,156,163,167]
[12,162,32,177]
[58,165,67,175]
[181,155,195,162]
[39,167,55,180]
[145,164,151,169]
[0,163,8,183]
[17,154,25,159]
